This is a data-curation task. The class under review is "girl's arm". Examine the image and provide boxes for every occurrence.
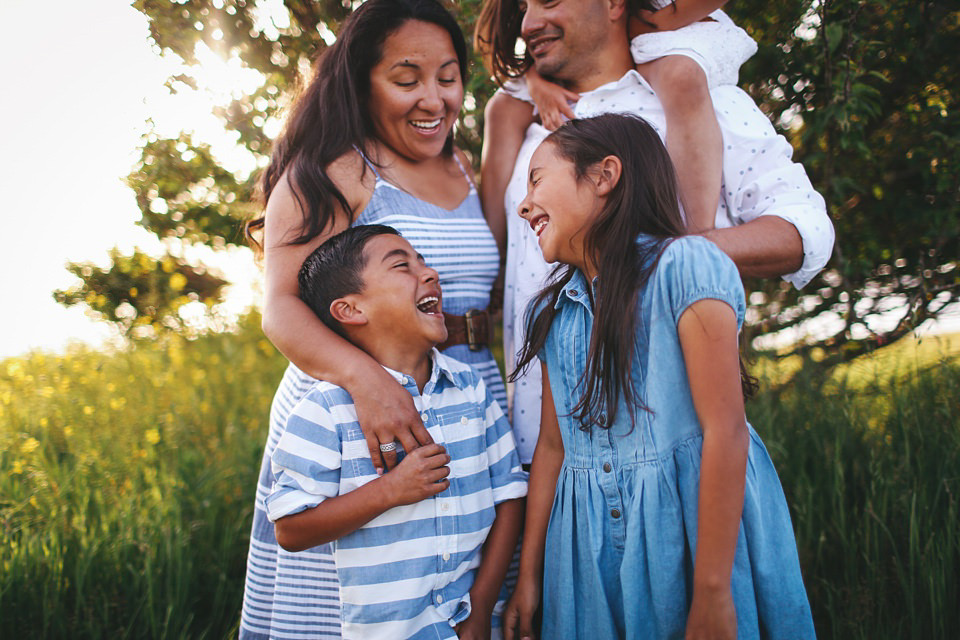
[503,364,565,640]
[525,67,580,131]
[677,298,749,640]
[630,0,729,37]
[262,164,432,473]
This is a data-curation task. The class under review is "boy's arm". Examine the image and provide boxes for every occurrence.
[631,0,729,36]
[457,498,525,639]
[273,443,451,551]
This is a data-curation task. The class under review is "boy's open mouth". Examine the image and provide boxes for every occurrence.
[416,294,442,315]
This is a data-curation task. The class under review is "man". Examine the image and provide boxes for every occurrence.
[480,0,835,464]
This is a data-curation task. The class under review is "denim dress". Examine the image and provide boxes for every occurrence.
[537,236,815,639]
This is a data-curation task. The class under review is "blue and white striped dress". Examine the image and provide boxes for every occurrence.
[239,154,506,639]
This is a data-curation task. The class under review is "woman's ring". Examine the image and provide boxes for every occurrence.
[379,441,397,453]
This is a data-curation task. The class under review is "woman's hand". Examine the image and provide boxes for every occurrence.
[354,367,435,472]
[527,69,578,131]
[685,585,737,640]
[502,575,540,640]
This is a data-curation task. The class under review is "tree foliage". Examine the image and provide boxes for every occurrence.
[58,0,958,365]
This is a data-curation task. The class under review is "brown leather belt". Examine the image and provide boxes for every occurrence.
[439,309,493,352]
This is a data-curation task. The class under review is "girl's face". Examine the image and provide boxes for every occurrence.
[367,20,464,164]
[517,141,604,274]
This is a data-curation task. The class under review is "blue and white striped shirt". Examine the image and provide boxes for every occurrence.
[265,350,527,640]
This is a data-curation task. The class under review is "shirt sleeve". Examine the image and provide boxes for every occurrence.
[711,85,835,289]
[264,389,343,523]
[477,377,528,504]
[659,236,747,328]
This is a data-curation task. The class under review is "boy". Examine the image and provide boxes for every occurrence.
[264,224,527,639]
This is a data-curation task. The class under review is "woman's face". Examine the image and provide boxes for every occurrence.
[367,20,464,163]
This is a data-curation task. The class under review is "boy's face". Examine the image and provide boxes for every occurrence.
[352,234,447,349]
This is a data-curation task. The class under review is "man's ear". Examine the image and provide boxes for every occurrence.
[594,154,623,197]
[607,0,628,22]
[329,296,367,327]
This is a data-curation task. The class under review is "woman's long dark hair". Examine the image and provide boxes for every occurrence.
[246,0,468,251]
[511,114,687,431]
[474,0,663,83]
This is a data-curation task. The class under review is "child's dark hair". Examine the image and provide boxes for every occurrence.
[512,114,685,431]
[298,225,402,335]
[513,114,756,430]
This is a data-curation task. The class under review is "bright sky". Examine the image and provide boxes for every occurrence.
[0,0,263,359]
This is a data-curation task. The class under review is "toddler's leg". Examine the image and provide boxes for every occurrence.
[636,55,721,233]
[481,92,535,313]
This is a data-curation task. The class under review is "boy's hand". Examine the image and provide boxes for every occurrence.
[455,612,491,640]
[527,69,578,131]
[381,443,451,506]
[503,575,540,640]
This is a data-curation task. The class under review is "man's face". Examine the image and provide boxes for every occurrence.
[519,0,612,84]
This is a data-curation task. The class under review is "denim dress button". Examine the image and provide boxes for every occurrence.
[611,508,621,519]
[603,463,612,473]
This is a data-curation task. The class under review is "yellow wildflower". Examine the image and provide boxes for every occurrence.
[21,437,40,454]
[12,460,23,474]
[145,428,160,445]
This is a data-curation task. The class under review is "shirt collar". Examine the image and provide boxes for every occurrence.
[381,348,458,391]
[554,269,592,309]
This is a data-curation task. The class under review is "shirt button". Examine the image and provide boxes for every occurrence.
[441,503,449,512]
[603,463,612,473]
[598,413,606,426]
[460,416,468,425]
[436,595,444,604]
[611,508,621,519]
[442,552,450,561]
[421,412,429,422]
[400,376,409,385]
[569,289,578,296]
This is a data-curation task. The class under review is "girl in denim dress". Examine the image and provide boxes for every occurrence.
[503,113,815,640]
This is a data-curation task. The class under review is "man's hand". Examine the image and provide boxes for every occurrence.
[380,443,450,506]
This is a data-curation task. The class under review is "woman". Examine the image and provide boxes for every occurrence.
[239,1,507,638]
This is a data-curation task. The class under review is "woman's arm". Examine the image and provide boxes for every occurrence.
[503,364,565,640]
[677,298,748,640]
[261,161,432,472]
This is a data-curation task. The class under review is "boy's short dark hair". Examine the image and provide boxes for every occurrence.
[298,225,402,335]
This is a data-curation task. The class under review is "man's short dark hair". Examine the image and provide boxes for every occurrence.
[298,225,402,335]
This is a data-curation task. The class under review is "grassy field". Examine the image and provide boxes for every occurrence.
[2,318,958,638]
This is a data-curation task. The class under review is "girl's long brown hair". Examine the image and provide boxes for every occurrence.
[511,114,687,431]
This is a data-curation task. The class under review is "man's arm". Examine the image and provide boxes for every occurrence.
[710,86,835,288]
[702,215,803,280]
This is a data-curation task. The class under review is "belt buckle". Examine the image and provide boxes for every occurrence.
[465,309,483,351]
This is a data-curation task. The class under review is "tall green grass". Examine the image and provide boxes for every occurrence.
[1,313,287,638]
[748,346,960,638]
[2,319,958,638]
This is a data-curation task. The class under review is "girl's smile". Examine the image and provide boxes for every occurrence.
[517,140,605,276]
